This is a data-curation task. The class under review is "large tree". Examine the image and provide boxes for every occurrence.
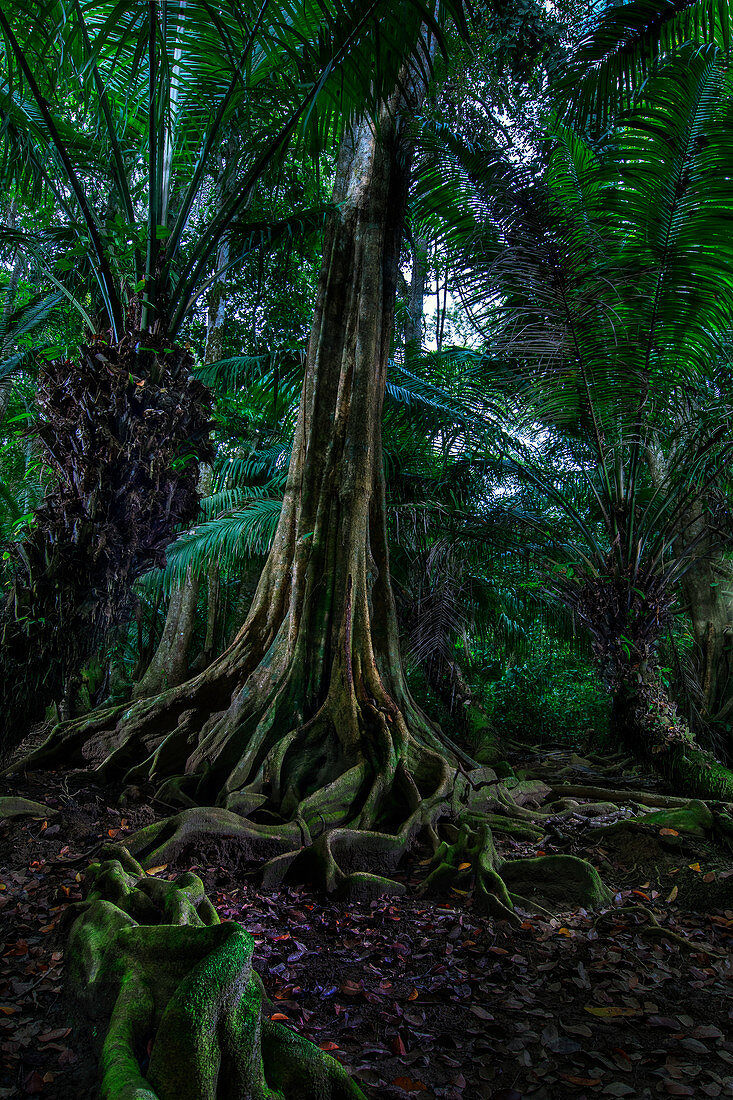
[0,0,451,757]
[18,6,494,897]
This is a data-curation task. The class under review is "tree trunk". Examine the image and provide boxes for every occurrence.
[133,568,200,699]
[647,442,733,723]
[226,556,266,643]
[0,337,211,761]
[203,560,221,662]
[203,134,239,366]
[404,233,428,358]
[134,135,240,701]
[607,655,733,800]
[21,96,474,888]
[680,555,733,722]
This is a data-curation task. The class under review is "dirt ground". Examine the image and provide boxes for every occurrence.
[1,764,732,1100]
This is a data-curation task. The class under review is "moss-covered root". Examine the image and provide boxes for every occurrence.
[641,799,714,837]
[261,827,409,902]
[125,806,302,868]
[500,854,613,911]
[670,746,733,802]
[0,796,58,819]
[68,848,365,1100]
[418,821,518,922]
[419,817,613,918]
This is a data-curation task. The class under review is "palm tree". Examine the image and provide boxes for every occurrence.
[0,0,453,755]
[420,43,733,793]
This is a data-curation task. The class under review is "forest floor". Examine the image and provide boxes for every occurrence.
[1,747,732,1100]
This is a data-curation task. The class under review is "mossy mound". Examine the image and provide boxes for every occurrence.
[68,846,365,1100]
[642,799,713,837]
[671,751,733,802]
[501,854,613,910]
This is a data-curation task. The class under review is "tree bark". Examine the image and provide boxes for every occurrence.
[203,134,239,367]
[133,568,200,699]
[604,654,733,799]
[0,337,211,761]
[404,233,428,358]
[203,560,221,662]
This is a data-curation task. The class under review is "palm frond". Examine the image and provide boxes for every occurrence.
[141,495,282,593]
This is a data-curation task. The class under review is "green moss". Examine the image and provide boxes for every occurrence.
[500,854,612,911]
[68,848,366,1100]
[671,749,733,802]
[466,703,491,735]
[420,820,517,920]
[642,799,713,837]
[0,796,58,819]
[478,814,544,840]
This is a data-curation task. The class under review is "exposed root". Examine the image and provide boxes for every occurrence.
[261,827,409,901]
[548,784,692,809]
[0,796,58,820]
[67,846,365,1100]
[640,799,713,837]
[594,905,724,958]
[418,819,518,921]
[476,814,545,841]
[418,812,613,919]
[126,807,303,868]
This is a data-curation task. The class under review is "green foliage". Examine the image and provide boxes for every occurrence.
[556,0,733,135]
[410,36,733,744]
[476,648,611,747]
[163,496,283,588]
[0,0,468,338]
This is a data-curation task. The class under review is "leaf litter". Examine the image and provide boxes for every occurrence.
[0,764,732,1099]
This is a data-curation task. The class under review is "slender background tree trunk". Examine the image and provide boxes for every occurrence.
[133,138,241,698]
[647,443,733,725]
[404,232,428,358]
[133,567,200,699]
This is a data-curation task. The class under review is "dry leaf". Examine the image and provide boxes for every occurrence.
[38,1028,71,1044]
[584,1005,638,1018]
